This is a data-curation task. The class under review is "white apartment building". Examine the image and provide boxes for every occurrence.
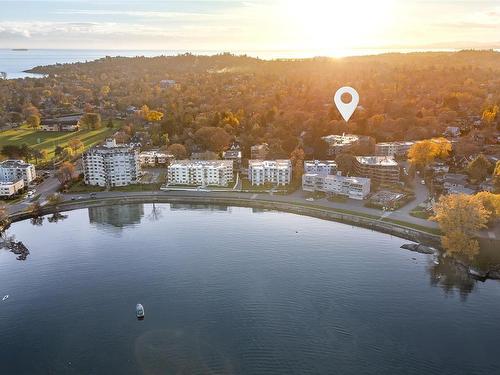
[375,141,415,157]
[0,179,25,197]
[322,134,359,156]
[167,160,234,186]
[83,139,140,187]
[0,159,36,185]
[302,173,370,200]
[139,150,174,166]
[304,160,337,175]
[248,160,292,186]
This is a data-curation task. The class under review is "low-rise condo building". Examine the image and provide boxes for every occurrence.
[248,160,292,186]
[0,179,25,197]
[354,156,400,184]
[167,160,234,186]
[223,143,242,167]
[322,134,359,156]
[304,160,337,175]
[302,173,370,200]
[0,159,36,185]
[250,143,269,160]
[83,139,140,187]
[139,150,174,166]
[375,141,415,157]
[40,114,81,132]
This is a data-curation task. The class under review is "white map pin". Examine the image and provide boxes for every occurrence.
[334,86,359,122]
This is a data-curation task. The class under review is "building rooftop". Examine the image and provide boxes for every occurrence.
[41,114,82,124]
[0,179,23,185]
[355,156,398,167]
[249,160,291,168]
[169,160,233,168]
[322,134,359,145]
[139,150,173,157]
[304,160,337,167]
[0,159,33,168]
[376,141,415,146]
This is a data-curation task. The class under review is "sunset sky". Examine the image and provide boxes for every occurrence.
[1,0,499,55]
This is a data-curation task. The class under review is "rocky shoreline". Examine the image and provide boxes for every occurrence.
[401,243,500,281]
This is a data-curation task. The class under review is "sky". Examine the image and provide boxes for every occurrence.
[0,0,499,55]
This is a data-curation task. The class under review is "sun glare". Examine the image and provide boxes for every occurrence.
[282,0,394,55]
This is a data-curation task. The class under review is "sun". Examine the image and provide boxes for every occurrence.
[281,0,394,55]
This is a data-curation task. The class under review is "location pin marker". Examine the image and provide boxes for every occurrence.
[334,86,359,122]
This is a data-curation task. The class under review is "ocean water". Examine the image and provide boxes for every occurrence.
[0,203,499,374]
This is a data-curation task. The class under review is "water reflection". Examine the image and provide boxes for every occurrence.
[169,203,229,212]
[47,212,68,223]
[427,255,476,300]
[88,204,144,230]
[30,216,44,226]
[147,203,163,222]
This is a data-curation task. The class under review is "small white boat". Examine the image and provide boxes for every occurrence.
[2,295,9,301]
[136,303,145,319]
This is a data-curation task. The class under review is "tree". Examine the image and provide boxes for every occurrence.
[289,147,305,187]
[194,126,231,153]
[100,85,110,97]
[107,119,114,128]
[466,154,492,183]
[167,144,187,159]
[26,114,41,129]
[493,161,500,193]
[80,113,101,130]
[68,139,84,152]
[432,137,452,159]
[1,145,23,158]
[161,133,170,146]
[29,201,42,216]
[47,193,63,207]
[54,145,64,157]
[61,147,74,160]
[431,194,490,260]
[482,105,498,125]
[146,110,164,122]
[336,153,356,176]
[0,202,9,229]
[475,191,500,225]
[56,161,76,184]
[114,131,130,144]
[408,140,438,169]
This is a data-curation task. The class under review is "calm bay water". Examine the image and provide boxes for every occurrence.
[0,204,499,374]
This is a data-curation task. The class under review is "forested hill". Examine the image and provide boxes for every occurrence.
[27,50,500,77]
[3,50,499,159]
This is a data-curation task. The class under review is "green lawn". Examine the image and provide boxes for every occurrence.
[0,124,117,163]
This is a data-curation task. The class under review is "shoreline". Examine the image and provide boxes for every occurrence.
[7,194,443,249]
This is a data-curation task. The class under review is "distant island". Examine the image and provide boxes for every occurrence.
[11,48,28,51]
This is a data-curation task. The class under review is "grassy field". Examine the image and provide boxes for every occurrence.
[0,124,117,163]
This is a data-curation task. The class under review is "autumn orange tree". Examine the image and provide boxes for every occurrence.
[290,147,305,187]
[493,161,500,193]
[466,154,492,182]
[56,161,76,184]
[408,138,451,170]
[431,194,490,260]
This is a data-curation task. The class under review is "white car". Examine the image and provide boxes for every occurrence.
[306,197,314,202]
[421,180,426,185]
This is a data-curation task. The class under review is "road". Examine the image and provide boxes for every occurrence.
[7,172,61,214]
